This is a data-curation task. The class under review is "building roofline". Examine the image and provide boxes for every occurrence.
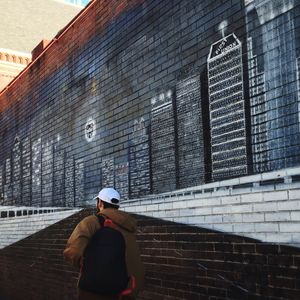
[0,0,96,96]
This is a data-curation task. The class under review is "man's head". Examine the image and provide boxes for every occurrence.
[95,187,120,212]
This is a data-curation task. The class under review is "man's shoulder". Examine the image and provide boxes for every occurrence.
[79,214,99,226]
[101,209,137,233]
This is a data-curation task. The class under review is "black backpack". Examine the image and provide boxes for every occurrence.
[78,215,129,295]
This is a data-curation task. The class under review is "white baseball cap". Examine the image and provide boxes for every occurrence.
[96,187,121,206]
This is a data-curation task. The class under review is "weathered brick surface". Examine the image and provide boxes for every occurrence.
[0,1,300,296]
[1,0,300,206]
[0,209,300,300]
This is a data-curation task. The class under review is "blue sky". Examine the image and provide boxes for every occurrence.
[64,0,90,6]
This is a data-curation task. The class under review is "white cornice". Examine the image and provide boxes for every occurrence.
[0,48,31,58]
[0,60,27,70]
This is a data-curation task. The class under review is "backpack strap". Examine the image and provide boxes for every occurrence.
[96,214,106,227]
[96,214,117,229]
[118,275,136,300]
[81,215,105,273]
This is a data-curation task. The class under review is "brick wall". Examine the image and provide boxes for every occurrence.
[0,209,300,300]
[1,0,300,207]
[1,3,300,296]
[123,175,300,247]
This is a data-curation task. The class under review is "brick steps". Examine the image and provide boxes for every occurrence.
[0,208,299,299]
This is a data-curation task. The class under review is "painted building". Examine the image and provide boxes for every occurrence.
[208,33,248,181]
[246,0,300,172]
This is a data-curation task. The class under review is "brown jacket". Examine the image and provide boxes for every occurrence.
[63,208,144,300]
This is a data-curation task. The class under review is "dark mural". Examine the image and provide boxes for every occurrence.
[0,0,300,206]
[246,0,300,172]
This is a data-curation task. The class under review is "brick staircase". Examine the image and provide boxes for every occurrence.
[0,208,299,300]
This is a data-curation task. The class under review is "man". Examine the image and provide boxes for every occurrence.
[63,187,144,300]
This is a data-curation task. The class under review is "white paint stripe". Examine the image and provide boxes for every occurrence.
[0,208,81,249]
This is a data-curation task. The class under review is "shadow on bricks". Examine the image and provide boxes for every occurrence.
[0,208,299,300]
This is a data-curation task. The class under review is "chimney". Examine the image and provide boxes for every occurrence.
[31,39,50,61]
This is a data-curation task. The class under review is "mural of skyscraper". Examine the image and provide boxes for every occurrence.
[297,58,300,126]
[22,137,31,206]
[1,0,300,208]
[129,118,151,198]
[12,138,21,205]
[176,75,205,187]
[246,0,300,171]
[115,162,129,200]
[150,91,177,193]
[0,165,3,204]
[31,138,42,207]
[245,12,268,173]
[41,141,53,206]
[101,157,115,188]
[208,33,248,181]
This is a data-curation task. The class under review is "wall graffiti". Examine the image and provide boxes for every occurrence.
[101,157,115,188]
[129,118,151,198]
[176,75,205,187]
[22,137,31,206]
[31,138,42,207]
[12,138,21,205]
[74,159,85,207]
[208,33,248,180]
[41,141,53,207]
[0,136,85,207]
[3,158,12,204]
[246,0,300,172]
[85,118,96,142]
[115,162,129,200]
[0,165,3,204]
[150,90,177,193]
[0,0,300,206]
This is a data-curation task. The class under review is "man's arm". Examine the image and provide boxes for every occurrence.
[63,215,100,268]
